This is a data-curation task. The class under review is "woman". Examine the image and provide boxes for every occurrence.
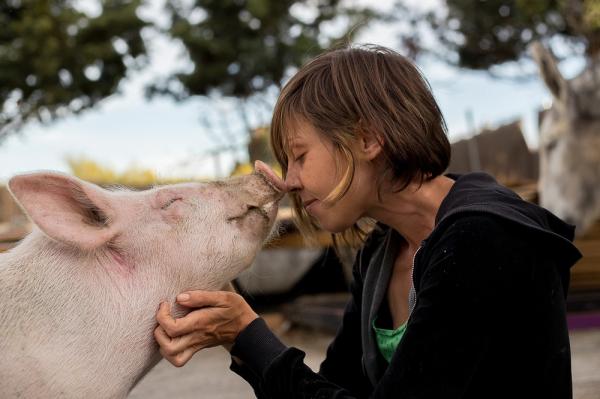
[154,44,582,398]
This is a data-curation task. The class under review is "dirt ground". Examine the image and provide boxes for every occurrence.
[129,325,600,399]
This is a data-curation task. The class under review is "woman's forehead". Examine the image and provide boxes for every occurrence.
[282,119,308,150]
[285,119,318,144]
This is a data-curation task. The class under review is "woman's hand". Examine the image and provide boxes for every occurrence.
[154,290,258,367]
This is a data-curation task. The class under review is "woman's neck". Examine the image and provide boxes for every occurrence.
[365,175,455,249]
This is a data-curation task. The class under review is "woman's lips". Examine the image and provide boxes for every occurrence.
[304,199,318,212]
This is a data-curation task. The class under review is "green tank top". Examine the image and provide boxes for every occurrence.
[372,316,407,363]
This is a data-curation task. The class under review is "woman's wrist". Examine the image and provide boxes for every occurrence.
[238,312,259,335]
[229,318,288,374]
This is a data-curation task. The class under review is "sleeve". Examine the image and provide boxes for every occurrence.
[232,215,512,398]
[229,245,373,398]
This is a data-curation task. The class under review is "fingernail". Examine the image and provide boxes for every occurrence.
[177,293,190,302]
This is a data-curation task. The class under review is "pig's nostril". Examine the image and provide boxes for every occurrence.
[247,205,260,211]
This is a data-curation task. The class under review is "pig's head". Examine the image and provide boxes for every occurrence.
[7,168,285,295]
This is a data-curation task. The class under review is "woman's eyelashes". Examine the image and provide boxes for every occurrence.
[295,152,306,163]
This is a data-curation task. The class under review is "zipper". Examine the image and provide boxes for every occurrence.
[411,244,423,284]
[408,242,425,317]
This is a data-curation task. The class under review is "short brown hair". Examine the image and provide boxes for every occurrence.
[271,44,450,248]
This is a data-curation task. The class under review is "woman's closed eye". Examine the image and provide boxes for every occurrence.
[294,152,306,163]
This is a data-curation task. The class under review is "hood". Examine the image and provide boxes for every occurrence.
[430,172,582,295]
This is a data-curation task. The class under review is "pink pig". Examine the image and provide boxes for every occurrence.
[0,161,286,398]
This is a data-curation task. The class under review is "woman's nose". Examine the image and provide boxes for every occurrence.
[284,167,302,192]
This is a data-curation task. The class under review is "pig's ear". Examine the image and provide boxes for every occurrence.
[8,172,115,250]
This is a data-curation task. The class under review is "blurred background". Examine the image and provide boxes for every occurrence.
[1,0,599,397]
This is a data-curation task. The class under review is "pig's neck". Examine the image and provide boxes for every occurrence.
[0,231,207,398]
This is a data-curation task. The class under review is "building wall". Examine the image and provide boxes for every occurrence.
[448,120,539,185]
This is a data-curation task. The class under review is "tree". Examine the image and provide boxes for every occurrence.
[403,0,600,69]
[146,0,375,172]
[394,0,600,234]
[150,0,375,100]
[0,0,149,144]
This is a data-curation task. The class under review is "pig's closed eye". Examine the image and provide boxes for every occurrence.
[161,197,183,210]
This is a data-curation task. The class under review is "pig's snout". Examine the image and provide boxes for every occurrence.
[247,172,285,206]
[255,174,285,203]
[255,160,288,194]
[224,171,283,218]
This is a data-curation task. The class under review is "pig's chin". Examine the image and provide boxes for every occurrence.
[263,201,279,223]
[256,201,279,237]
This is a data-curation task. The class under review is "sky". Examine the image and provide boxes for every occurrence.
[0,0,585,183]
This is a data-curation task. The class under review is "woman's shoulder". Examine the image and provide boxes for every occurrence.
[440,212,513,235]
[416,213,536,292]
[428,212,528,257]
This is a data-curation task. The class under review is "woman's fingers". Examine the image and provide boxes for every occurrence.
[174,346,200,367]
[156,302,205,337]
[158,342,200,367]
[156,302,183,337]
[154,325,180,355]
[154,325,216,367]
[175,290,232,308]
[154,325,201,357]
[154,290,259,366]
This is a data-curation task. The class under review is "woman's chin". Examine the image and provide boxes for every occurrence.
[317,218,354,234]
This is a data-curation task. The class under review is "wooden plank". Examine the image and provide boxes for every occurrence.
[574,242,600,258]
[571,219,600,292]
[579,220,600,239]
[572,259,600,273]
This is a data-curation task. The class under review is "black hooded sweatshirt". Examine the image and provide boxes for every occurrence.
[229,172,583,399]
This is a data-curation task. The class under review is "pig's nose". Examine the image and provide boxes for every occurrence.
[254,160,288,193]
[246,173,285,204]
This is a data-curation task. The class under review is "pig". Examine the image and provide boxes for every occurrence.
[0,161,285,398]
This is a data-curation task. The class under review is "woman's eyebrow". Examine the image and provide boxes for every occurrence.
[290,141,306,150]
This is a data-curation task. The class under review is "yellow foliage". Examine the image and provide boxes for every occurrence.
[230,162,283,178]
[67,157,119,184]
[67,157,284,188]
[66,157,195,187]
[585,0,600,29]
[230,162,254,177]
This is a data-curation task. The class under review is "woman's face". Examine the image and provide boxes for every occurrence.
[284,121,376,233]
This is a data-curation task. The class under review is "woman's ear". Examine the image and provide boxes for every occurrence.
[358,131,383,161]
